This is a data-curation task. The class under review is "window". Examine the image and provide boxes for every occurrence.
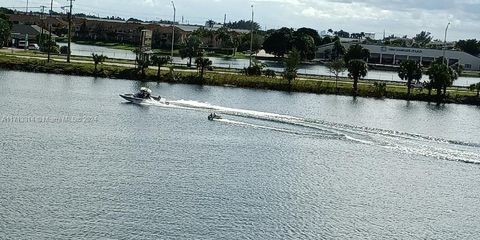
[464,64,472,69]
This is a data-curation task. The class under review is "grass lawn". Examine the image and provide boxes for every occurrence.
[0,52,478,105]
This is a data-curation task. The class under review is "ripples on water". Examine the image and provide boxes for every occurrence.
[148,99,480,165]
[1,71,480,239]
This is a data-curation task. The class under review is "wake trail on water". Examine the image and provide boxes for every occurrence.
[151,99,480,165]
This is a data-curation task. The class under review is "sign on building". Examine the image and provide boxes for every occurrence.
[140,30,152,53]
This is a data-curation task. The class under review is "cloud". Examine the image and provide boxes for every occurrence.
[3,0,479,40]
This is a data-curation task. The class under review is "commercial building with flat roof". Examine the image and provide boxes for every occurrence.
[317,43,480,71]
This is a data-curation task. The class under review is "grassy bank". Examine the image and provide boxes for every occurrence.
[462,71,480,78]
[0,54,478,106]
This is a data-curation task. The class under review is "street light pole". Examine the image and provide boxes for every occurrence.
[442,22,450,65]
[171,1,176,61]
[47,0,53,62]
[67,0,74,63]
[249,4,254,67]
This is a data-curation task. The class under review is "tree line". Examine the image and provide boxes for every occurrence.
[0,10,11,48]
[326,42,469,101]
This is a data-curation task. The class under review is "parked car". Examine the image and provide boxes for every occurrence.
[28,44,40,50]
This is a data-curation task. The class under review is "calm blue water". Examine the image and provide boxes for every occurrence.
[1,70,480,239]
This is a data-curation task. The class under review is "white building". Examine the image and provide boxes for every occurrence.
[317,42,480,71]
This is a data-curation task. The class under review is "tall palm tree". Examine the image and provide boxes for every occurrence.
[443,66,458,96]
[344,44,370,63]
[347,59,368,96]
[195,57,212,80]
[92,53,107,73]
[151,55,171,80]
[326,59,346,93]
[398,60,422,98]
[136,58,150,79]
[283,49,301,87]
[427,62,451,101]
[179,36,203,67]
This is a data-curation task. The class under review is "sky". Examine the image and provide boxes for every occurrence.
[2,0,480,41]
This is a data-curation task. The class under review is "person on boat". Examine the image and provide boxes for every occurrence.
[134,91,144,98]
[208,113,221,121]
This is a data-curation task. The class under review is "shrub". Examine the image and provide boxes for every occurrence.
[263,69,276,78]
[244,60,265,76]
[372,82,387,98]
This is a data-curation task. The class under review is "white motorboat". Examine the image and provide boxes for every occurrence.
[120,87,168,104]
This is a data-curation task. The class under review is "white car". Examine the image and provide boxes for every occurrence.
[28,44,40,50]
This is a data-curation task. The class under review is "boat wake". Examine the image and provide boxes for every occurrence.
[151,99,480,165]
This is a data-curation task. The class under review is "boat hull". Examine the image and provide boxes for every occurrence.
[120,94,152,104]
[120,94,168,105]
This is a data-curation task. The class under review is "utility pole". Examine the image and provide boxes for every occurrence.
[171,1,176,61]
[47,0,53,62]
[249,5,254,67]
[26,0,29,13]
[224,14,226,26]
[40,6,46,47]
[443,22,451,65]
[38,5,46,48]
[67,0,74,63]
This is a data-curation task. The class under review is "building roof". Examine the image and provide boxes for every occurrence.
[175,24,202,32]
[174,24,250,34]
[11,24,57,38]
[82,18,251,34]
[84,17,126,24]
[8,13,67,27]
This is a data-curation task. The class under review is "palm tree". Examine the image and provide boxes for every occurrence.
[151,55,171,80]
[206,19,216,28]
[469,82,480,98]
[326,59,346,93]
[136,58,150,78]
[398,60,423,98]
[195,57,212,80]
[347,59,368,96]
[283,48,301,87]
[179,35,203,67]
[92,53,107,73]
[427,62,451,101]
[444,66,458,96]
[216,27,233,49]
[344,44,370,63]
[331,40,345,60]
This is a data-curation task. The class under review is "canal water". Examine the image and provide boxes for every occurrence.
[1,70,480,239]
[60,42,480,87]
